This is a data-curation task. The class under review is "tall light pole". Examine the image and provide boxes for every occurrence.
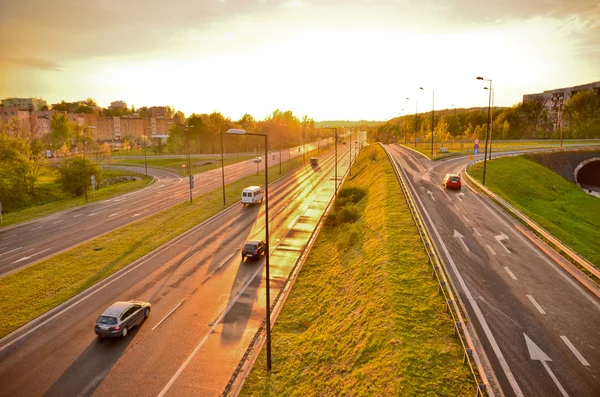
[279,123,283,175]
[143,132,148,176]
[484,87,495,160]
[226,128,272,371]
[412,98,418,147]
[420,87,435,156]
[184,124,193,204]
[349,126,352,176]
[477,76,492,185]
[220,122,230,206]
[323,127,338,196]
[317,127,320,155]
[553,94,565,149]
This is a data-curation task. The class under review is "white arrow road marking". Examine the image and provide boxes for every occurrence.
[527,295,546,314]
[427,190,435,200]
[457,192,465,201]
[524,333,569,397]
[560,336,590,366]
[504,267,518,280]
[486,244,497,255]
[11,248,51,264]
[495,233,511,253]
[453,230,470,252]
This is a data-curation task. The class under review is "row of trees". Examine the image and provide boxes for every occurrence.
[372,90,600,144]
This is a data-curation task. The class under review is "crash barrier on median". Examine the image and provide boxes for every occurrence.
[222,146,356,396]
[381,144,492,397]
[464,156,600,294]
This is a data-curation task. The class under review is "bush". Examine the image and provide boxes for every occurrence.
[56,157,103,197]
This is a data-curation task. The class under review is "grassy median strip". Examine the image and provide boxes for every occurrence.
[112,154,256,176]
[469,156,600,268]
[1,170,153,228]
[0,151,320,338]
[240,144,473,396]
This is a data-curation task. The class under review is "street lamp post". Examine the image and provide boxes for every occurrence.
[477,76,493,185]
[279,123,283,175]
[184,125,193,204]
[226,128,272,371]
[413,98,418,147]
[144,133,148,176]
[420,87,435,156]
[220,122,230,206]
[323,127,338,196]
[349,126,352,176]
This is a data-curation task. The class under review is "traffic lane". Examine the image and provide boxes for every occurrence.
[404,161,600,395]
[0,204,261,397]
[93,152,338,396]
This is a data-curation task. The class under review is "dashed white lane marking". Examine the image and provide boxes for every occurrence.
[462,214,470,223]
[486,244,497,255]
[156,264,265,397]
[560,336,590,366]
[109,212,123,218]
[527,295,546,314]
[504,267,518,280]
[132,211,147,217]
[30,226,43,232]
[73,214,83,218]
[2,235,17,240]
[473,227,482,237]
[0,247,23,257]
[53,220,64,224]
[152,302,183,331]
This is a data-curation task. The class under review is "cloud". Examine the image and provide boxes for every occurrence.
[2,57,63,71]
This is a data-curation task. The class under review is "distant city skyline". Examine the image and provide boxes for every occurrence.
[1,0,598,121]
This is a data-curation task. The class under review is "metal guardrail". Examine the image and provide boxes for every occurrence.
[464,156,600,287]
[381,144,491,396]
[221,148,354,396]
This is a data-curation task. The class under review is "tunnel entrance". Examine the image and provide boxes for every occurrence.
[575,158,600,197]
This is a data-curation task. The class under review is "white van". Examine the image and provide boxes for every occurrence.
[241,186,264,205]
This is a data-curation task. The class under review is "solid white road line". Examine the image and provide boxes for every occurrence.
[527,295,547,314]
[542,361,569,397]
[0,247,23,257]
[486,244,497,255]
[402,167,523,396]
[473,227,482,237]
[156,264,265,397]
[1,248,34,262]
[504,267,518,280]
[560,336,590,366]
[152,302,183,331]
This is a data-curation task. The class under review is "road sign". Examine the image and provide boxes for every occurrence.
[90,175,96,189]
[474,139,480,145]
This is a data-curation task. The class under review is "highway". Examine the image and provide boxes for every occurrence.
[0,139,332,277]
[0,142,355,396]
[386,144,600,397]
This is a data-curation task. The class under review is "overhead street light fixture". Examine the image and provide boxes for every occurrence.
[476,76,492,185]
[226,127,273,371]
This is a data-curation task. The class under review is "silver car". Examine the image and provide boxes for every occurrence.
[94,301,151,338]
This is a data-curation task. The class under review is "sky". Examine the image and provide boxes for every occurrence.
[0,0,599,121]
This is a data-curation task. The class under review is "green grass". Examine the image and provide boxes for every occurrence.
[1,169,153,228]
[240,144,474,396]
[402,139,600,160]
[469,156,600,268]
[112,155,258,175]
[0,148,322,338]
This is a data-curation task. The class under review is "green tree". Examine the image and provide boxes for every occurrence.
[0,133,34,210]
[166,124,185,154]
[56,157,103,197]
[564,91,600,138]
[49,113,73,149]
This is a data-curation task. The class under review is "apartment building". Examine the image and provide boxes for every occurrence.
[1,97,48,111]
[0,106,30,133]
[30,111,54,137]
[149,106,167,118]
[110,100,127,109]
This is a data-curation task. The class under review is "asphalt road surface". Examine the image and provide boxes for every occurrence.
[386,144,600,397]
[0,142,356,396]
[0,139,336,277]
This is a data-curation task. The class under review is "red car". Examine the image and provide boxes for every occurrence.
[443,173,462,189]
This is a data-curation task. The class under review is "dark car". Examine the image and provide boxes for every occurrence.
[310,157,318,166]
[242,240,266,260]
[443,173,462,189]
[94,301,151,338]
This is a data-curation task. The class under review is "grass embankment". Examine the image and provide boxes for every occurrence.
[1,169,153,228]
[469,156,600,268]
[402,139,600,160]
[0,149,321,338]
[111,155,256,176]
[240,144,473,396]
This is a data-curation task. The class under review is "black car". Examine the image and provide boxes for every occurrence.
[94,301,151,338]
[242,240,266,260]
